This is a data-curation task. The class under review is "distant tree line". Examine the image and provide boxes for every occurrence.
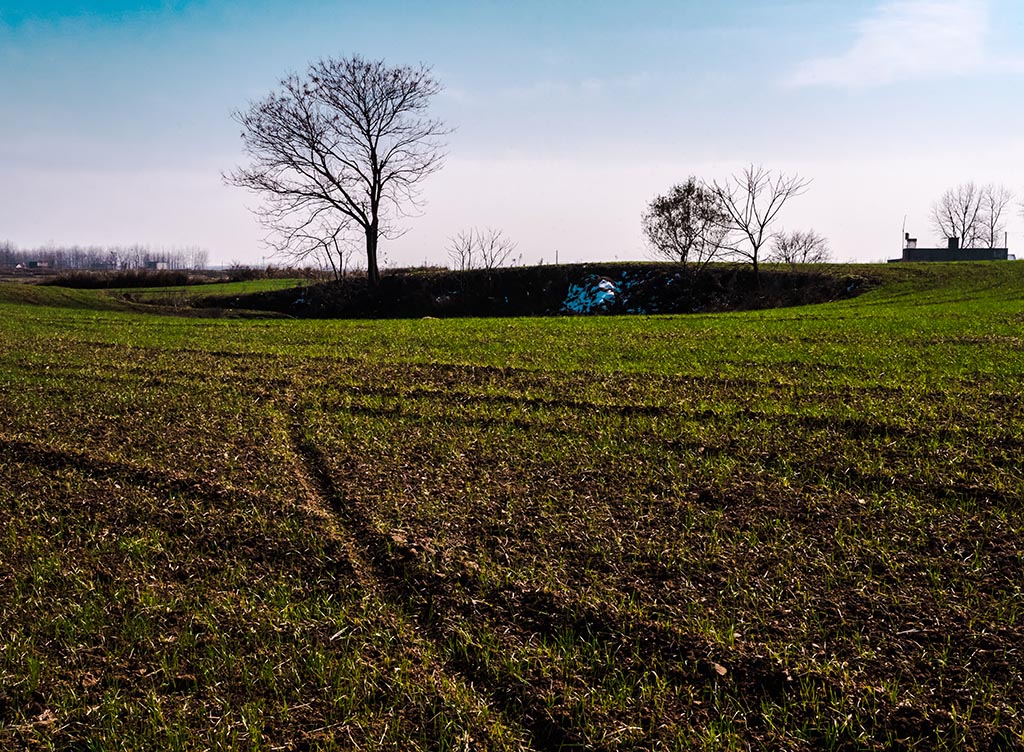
[0,241,208,270]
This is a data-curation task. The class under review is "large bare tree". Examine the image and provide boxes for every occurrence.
[227,55,449,286]
[709,165,810,280]
[929,182,1012,248]
[642,178,729,270]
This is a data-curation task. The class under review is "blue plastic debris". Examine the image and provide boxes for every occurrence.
[562,276,619,313]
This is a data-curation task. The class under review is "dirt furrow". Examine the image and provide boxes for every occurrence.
[0,435,263,507]
[284,417,595,751]
[282,418,533,750]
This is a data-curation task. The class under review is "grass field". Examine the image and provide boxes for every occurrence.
[115,277,312,305]
[1,262,1022,750]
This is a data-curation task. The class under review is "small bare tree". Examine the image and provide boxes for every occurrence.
[979,184,1013,248]
[447,228,518,271]
[279,221,357,280]
[447,229,475,272]
[227,55,449,286]
[477,228,518,270]
[709,165,810,280]
[642,178,729,270]
[768,229,832,265]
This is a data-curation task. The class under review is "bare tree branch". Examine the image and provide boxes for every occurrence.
[930,183,1013,249]
[931,182,984,247]
[447,229,475,272]
[267,216,358,281]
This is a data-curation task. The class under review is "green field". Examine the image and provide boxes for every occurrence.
[1,263,1022,750]
[115,277,312,305]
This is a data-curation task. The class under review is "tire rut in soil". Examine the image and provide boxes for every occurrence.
[286,419,593,751]
[0,436,263,507]
[1,434,361,579]
[283,420,546,750]
[3,432,519,747]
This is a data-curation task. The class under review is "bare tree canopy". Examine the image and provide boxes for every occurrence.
[931,183,982,247]
[768,229,832,265]
[979,184,1013,248]
[709,165,811,279]
[447,228,519,271]
[227,55,449,286]
[642,178,729,270]
[931,182,1013,248]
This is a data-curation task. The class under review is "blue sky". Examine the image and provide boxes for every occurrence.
[2,0,1023,265]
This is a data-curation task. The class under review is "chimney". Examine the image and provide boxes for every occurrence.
[948,236,960,250]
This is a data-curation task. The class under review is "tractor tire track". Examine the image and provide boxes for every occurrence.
[282,418,539,751]
[0,435,264,507]
[284,417,590,751]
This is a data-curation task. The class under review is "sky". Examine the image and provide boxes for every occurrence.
[2,0,1023,266]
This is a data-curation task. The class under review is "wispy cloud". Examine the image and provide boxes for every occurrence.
[499,73,651,102]
[785,0,1008,87]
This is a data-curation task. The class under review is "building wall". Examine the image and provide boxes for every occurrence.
[900,248,1009,262]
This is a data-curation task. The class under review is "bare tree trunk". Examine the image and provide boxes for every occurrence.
[365,230,380,287]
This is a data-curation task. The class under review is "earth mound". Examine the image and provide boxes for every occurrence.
[199,263,874,319]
